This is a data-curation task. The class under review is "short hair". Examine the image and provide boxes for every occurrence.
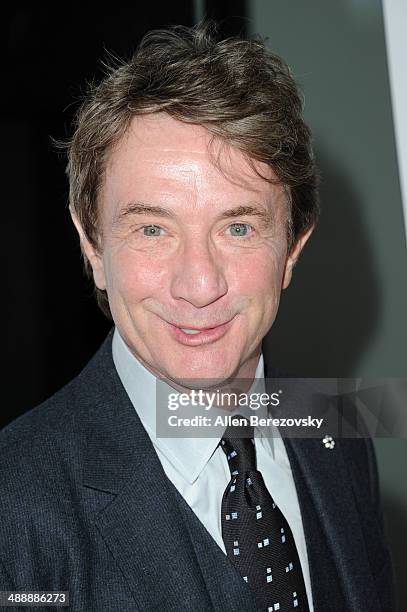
[64,21,319,319]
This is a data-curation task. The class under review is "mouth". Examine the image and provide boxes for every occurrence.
[165,317,236,346]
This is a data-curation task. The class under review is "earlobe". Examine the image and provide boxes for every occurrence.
[69,207,107,291]
[282,225,314,290]
[282,264,294,290]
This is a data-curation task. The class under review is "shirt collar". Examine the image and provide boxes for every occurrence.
[112,327,275,484]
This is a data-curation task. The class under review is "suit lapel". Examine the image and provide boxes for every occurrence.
[80,332,213,611]
[91,444,213,611]
[263,370,380,611]
[284,436,381,611]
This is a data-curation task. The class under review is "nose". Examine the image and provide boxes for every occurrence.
[170,235,228,308]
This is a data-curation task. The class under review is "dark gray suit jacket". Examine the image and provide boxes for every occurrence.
[0,330,396,611]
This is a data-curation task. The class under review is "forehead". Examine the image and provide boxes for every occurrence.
[102,113,283,212]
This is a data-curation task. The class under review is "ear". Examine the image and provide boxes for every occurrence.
[70,207,107,291]
[282,225,314,290]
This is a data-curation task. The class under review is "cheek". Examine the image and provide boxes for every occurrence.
[102,247,168,304]
[228,249,286,305]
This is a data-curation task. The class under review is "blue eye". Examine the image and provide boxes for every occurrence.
[228,223,252,237]
[142,224,162,236]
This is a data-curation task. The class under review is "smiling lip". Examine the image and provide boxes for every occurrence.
[165,318,235,346]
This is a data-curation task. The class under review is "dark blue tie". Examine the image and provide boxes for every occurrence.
[220,419,310,612]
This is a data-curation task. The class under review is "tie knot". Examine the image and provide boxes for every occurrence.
[220,419,256,476]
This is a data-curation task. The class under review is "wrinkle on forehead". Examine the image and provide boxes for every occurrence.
[102,113,288,227]
[110,113,278,190]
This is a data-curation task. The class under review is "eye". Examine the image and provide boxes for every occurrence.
[141,224,163,237]
[227,222,253,237]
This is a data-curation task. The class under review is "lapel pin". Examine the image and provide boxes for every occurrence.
[322,435,335,449]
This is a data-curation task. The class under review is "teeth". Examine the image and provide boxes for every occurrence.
[180,328,202,334]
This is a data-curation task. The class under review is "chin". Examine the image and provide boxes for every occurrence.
[161,355,239,390]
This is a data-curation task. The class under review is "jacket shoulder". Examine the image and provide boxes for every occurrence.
[0,330,116,513]
[0,375,88,519]
[0,329,116,460]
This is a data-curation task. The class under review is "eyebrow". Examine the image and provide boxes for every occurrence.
[115,201,274,226]
[217,205,273,225]
[115,202,175,221]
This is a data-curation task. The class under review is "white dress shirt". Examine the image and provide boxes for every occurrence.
[112,327,314,611]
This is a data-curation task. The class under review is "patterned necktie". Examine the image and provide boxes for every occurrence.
[220,419,310,612]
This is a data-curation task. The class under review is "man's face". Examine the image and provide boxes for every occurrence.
[74,114,311,385]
